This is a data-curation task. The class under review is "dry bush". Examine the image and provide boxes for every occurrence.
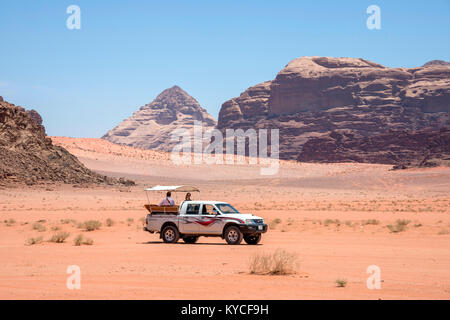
[32,222,46,232]
[249,249,297,275]
[126,218,134,226]
[335,279,347,287]
[438,229,449,235]
[387,219,411,233]
[26,236,43,245]
[324,219,340,226]
[105,218,114,227]
[61,219,77,225]
[5,219,16,226]
[49,232,70,243]
[397,219,411,226]
[82,220,102,231]
[74,234,94,246]
[363,219,379,225]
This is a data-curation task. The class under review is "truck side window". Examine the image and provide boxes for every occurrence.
[186,204,200,215]
[202,204,216,215]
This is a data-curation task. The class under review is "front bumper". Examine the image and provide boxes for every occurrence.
[238,223,268,234]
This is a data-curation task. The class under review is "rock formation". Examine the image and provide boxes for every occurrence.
[298,127,450,167]
[218,57,450,165]
[102,86,217,151]
[0,98,134,185]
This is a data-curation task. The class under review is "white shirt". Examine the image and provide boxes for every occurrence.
[158,197,175,206]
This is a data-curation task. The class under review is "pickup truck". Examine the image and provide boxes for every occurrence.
[144,200,268,245]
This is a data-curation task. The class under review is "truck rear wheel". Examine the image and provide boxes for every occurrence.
[244,234,261,245]
[162,225,179,243]
[182,236,199,244]
[224,226,243,245]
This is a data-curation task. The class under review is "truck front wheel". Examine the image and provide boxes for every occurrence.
[162,225,180,243]
[244,234,261,245]
[224,226,243,245]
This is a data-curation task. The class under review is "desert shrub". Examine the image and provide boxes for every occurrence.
[324,219,340,226]
[126,218,134,226]
[32,222,46,232]
[249,249,297,275]
[49,232,70,243]
[364,219,379,225]
[74,234,94,246]
[51,226,61,231]
[387,219,411,233]
[60,219,76,225]
[335,279,347,287]
[268,218,282,229]
[438,229,449,235]
[82,220,102,231]
[396,219,411,226]
[105,218,114,227]
[26,236,43,245]
[6,219,16,226]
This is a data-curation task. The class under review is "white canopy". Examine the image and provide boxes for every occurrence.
[144,185,200,192]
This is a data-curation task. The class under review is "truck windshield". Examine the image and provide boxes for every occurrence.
[216,204,240,214]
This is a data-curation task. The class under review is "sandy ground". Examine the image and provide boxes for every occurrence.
[0,137,449,299]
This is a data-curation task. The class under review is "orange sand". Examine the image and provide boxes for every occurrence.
[0,137,448,299]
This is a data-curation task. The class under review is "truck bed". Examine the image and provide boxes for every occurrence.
[144,204,179,214]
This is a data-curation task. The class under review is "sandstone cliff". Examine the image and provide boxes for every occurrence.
[218,57,449,164]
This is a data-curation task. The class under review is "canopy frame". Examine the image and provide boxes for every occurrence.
[144,185,200,207]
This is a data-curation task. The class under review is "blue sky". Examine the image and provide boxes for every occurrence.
[1,0,449,137]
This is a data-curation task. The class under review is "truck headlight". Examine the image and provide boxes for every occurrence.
[245,219,254,225]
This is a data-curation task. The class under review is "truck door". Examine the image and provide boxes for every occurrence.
[178,203,201,234]
[198,204,223,235]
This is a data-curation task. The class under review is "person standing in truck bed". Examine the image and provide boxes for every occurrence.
[158,191,175,206]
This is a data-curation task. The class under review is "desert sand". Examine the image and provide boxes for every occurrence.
[0,137,449,299]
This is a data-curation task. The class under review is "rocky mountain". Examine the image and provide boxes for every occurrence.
[0,98,133,186]
[218,57,450,165]
[298,127,450,167]
[102,86,217,151]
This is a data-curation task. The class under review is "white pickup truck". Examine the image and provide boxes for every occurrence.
[143,186,267,245]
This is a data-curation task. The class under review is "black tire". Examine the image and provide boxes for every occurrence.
[182,236,199,244]
[161,225,180,243]
[244,233,261,245]
[224,226,243,245]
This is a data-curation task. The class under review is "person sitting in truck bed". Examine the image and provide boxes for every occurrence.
[158,191,175,206]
